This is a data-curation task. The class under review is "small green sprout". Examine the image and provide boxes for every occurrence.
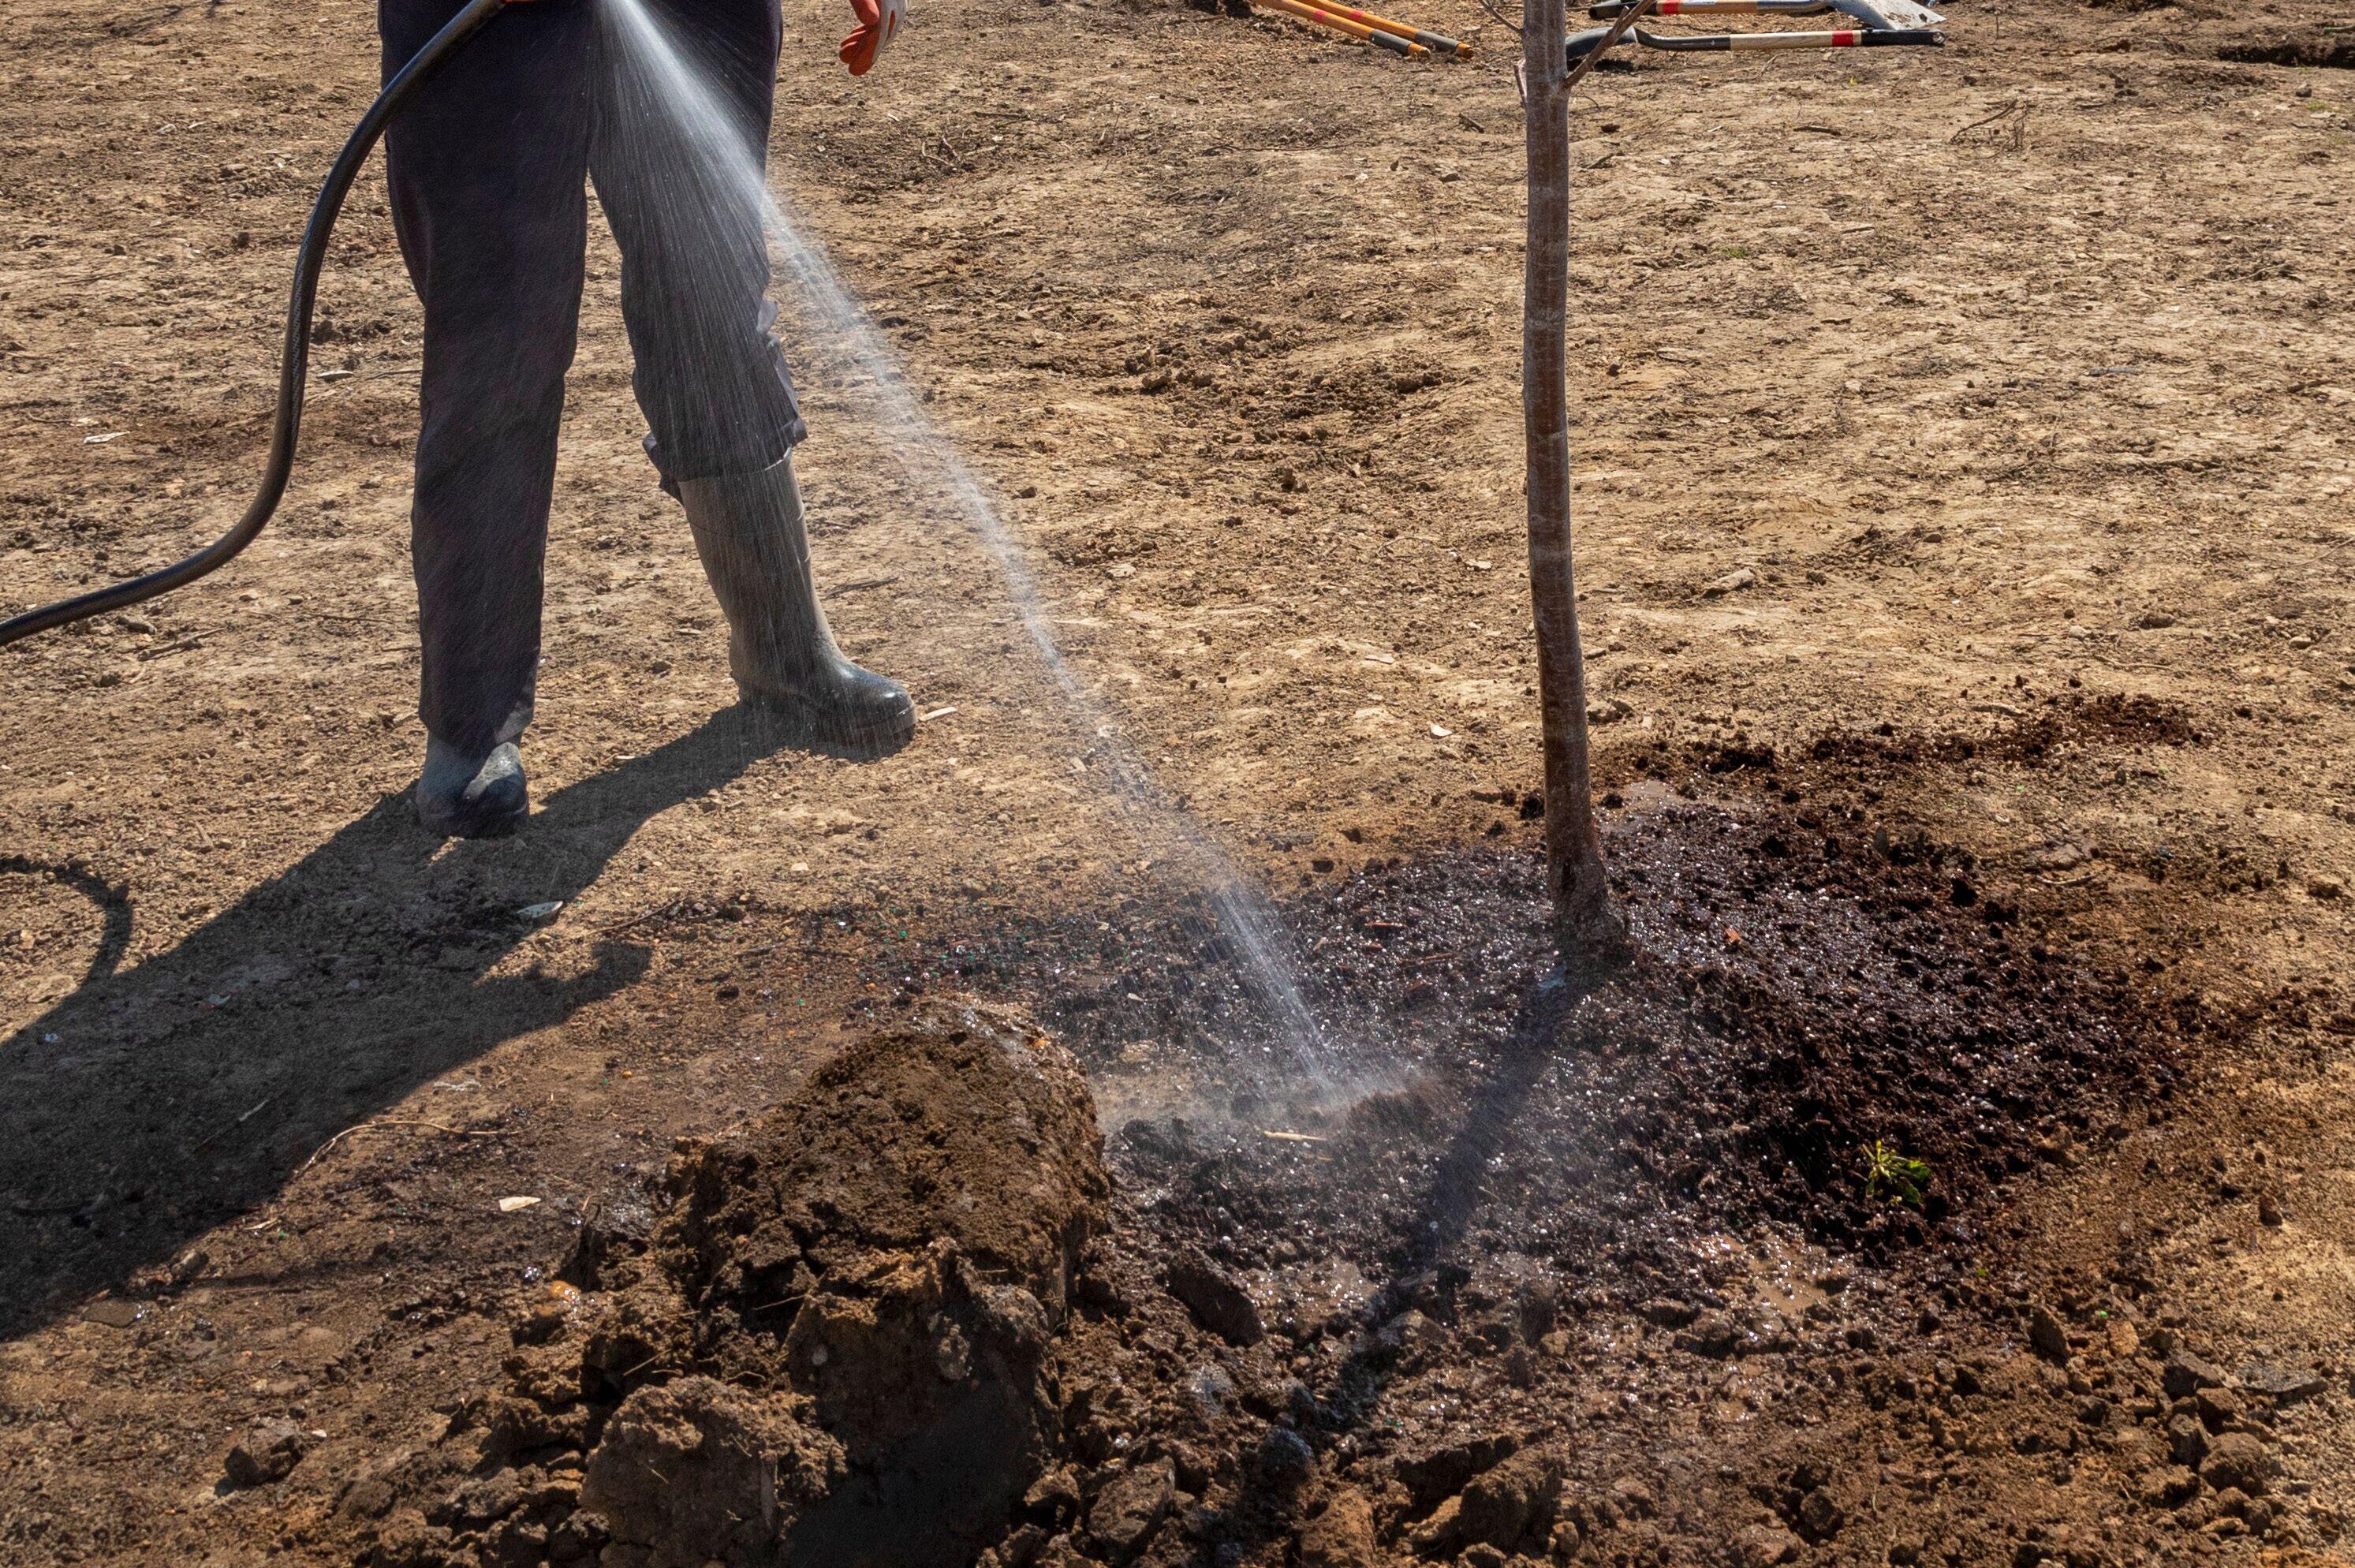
[1860,1140,1933,1207]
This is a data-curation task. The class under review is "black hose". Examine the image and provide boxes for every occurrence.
[0,0,512,651]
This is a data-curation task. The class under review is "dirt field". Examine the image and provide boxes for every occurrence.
[5,0,2355,1561]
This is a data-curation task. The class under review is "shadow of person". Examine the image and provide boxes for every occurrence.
[0,704,816,1340]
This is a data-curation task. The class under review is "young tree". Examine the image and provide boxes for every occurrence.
[1522,0,1628,965]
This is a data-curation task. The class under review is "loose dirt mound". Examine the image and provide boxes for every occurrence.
[348,999,1109,1568]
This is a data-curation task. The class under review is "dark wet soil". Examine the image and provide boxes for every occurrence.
[937,797,2203,1284]
[351,792,2247,1568]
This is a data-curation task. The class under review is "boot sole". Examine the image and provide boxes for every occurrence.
[414,788,530,840]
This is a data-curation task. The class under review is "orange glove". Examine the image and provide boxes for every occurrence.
[838,0,905,74]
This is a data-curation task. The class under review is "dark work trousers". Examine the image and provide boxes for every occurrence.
[380,0,806,757]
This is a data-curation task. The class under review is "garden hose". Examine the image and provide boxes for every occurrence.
[0,0,513,651]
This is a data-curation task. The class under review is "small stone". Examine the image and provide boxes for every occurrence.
[80,1297,144,1329]
[2307,875,2345,901]
[2163,1348,2230,1399]
[2236,1363,2327,1404]
[2200,1432,2274,1495]
[223,1421,307,1488]
[2028,1303,2070,1362]
[2257,1190,2284,1226]
[2135,610,2177,629]
[1163,1253,1263,1346]
[1737,1524,1802,1566]
[1702,566,1757,599]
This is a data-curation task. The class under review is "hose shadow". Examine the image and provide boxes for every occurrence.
[0,704,813,1339]
[1,854,136,987]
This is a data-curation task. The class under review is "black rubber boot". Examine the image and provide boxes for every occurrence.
[414,737,528,838]
[680,454,916,756]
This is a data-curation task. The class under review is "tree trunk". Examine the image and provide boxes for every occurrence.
[1522,0,1625,966]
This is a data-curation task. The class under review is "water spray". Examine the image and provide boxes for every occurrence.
[0,0,1338,1088]
[597,0,1337,1086]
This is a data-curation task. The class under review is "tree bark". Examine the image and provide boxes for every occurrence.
[1523,0,1625,966]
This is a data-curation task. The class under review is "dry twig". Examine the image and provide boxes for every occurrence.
[295,1118,501,1174]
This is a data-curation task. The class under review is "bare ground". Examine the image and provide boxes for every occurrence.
[3,0,2354,1562]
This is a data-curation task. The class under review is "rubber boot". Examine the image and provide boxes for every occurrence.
[414,737,528,838]
[679,454,916,756]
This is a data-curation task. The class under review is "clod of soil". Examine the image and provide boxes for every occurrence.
[351,999,1108,1568]
[222,1421,308,1489]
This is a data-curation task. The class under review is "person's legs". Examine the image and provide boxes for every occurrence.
[592,0,801,485]
[383,0,596,827]
[588,0,913,753]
